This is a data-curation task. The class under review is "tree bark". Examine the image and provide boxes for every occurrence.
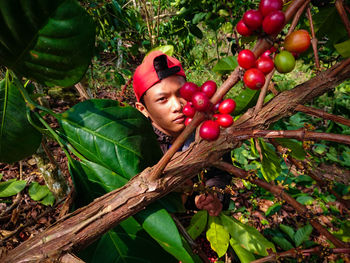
[2,59,350,263]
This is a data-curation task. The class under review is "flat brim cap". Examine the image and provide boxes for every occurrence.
[133,51,186,101]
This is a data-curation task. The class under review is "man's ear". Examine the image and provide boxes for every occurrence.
[135,102,150,118]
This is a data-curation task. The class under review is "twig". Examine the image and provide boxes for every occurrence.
[254,69,275,114]
[0,192,22,218]
[287,0,310,36]
[171,215,211,263]
[230,129,350,145]
[74,82,92,100]
[295,104,350,127]
[139,0,154,47]
[307,6,320,69]
[214,161,347,248]
[156,0,161,45]
[250,247,350,263]
[335,0,350,38]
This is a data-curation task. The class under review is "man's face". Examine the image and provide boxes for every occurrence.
[136,75,187,138]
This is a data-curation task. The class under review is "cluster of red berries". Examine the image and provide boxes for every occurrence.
[236,0,285,36]
[180,80,236,141]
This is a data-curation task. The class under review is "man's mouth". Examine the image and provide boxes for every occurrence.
[173,115,185,124]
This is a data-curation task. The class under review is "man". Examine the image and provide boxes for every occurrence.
[132,51,230,216]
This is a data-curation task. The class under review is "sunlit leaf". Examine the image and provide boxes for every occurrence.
[206,216,230,258]
[0,179,26,197]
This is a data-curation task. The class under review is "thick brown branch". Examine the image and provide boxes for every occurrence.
[295,104,350,127]
[231,129,350,145]
[214,161,347,248]
[2,56,350,263]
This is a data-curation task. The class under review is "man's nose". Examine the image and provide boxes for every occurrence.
[172,97,184,112]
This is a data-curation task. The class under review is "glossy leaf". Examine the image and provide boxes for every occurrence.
[0,0,95,87]
[279,224,295,242]
[265,203,282,217]
[334,39,350,58]
[294,224,313,247]
[28,182,55,206]
[213,56,238,74]
[58,99,163,179]
[221,214,275,256]
[79,217,177,263]
[206,216,230,258]
[233,88,260,115]
[0,77,42,163]
[274,138,306,160]
[229,238,256,263]
[187,210,208,240]
[296,195,314,205]
[260,139,281,182]
[0,179,26,197]
[147,45,174,57]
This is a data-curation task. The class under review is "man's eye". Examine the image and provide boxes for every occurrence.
[157,97,166,102]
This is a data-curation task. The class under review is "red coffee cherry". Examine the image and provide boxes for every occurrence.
[262,10,285,35]
[238,49,256,70]
[215,114,233,128]
[236,20,253,36]
[185,117,192,126]
[199,120,220,141]
[259,0,283,17]
[180,82,199,101]
[191,92,211,111]
[182,103,196,117]
[261,49,273,59]
[201,80,217,98]
[243,68,266,90]
[218,99,236,114]
[255,57,274,74]
[243,10,263,30]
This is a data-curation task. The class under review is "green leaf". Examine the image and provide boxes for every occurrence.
[334,39,350,58]
[147,45,174,57]
[28,182,55,206]
[312,6,348,45]
[80,217,177,263]
[58,99,163,179]
[294,224,313,247]
[271,234,294,251]
[187,210,208,240]
[221,214,275,256]
[279,224,295,242]
[265,203,282,217]
[313,144,327,155]
[233,88,260,115]
[192,12,207,24]
[213,56,238,74]
[260,140,282,182]
[229,238,256,263]
[296,195,314,205]
[0,76,42,163]
[189,24,203,39]
[332,221,350,242]
[274,138,306,160]
[0,0,95,87]
[0,179,26,197]
[206,216,230,258]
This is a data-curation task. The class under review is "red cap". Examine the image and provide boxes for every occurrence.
[133,51,186,101]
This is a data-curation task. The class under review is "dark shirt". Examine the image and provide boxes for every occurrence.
[152,126,231,210]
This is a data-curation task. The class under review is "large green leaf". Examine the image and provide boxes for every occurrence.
[0,77,42,163]
[187,210,208,240]
[0,179,26,197]
[229,238,256,263]
[260,139,281,182]
[79,216,177,263]
[213,56,238,74]
[0,0,95,87]
[334,39,350,58]
[58,99,163,179]
[206,216,230,258]
[221,214,275,256]
[233,88,260,115]
[28,182,55,206]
